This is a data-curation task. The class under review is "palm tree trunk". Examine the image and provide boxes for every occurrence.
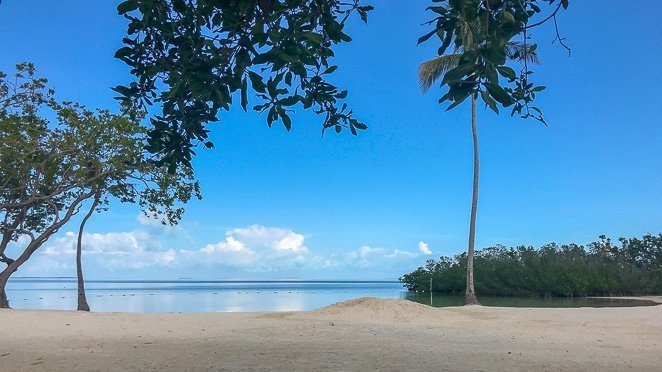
[76,195,99,312]
[464,96,480,305]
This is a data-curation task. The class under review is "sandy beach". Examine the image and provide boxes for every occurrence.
[1,297,661,371]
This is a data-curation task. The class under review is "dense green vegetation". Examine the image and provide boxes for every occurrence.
[400,234,662,297]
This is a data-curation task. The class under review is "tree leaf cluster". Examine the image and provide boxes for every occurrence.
[114,0,373,169]
[420,0,569,123]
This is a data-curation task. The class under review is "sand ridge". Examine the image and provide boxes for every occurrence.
[299,296,449,323]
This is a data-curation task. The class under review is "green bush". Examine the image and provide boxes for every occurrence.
[400,234,662,297]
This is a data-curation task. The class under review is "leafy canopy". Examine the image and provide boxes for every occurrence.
[0,63,201,263]
[419,0,569,123]
[114,0,373,169]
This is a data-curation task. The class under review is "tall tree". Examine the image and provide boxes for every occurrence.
[0,64,201,309]
[419,42,538,305]
[418,0,569,305]
[114,0,373,169]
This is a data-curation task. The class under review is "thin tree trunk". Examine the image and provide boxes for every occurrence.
[76,195,99,312]
[465,97,480,305]
[0,278,8,308]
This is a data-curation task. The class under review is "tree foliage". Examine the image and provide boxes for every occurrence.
[114,0,373,169]
[0,63,201,308]
[419,0,570,123]
[400,234,662,297]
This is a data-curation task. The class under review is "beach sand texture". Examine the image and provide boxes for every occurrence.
[1,297,660,371]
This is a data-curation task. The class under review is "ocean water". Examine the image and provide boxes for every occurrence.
[5,278,406,312]
[5,278,656,312]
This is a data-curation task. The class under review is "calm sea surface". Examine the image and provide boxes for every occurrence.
[6,278,656,312]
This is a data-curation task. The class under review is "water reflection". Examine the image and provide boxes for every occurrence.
[6,279,404,313]
[7,279,656,312]
[404,292,658,308]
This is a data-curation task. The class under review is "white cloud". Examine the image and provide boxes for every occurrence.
[418,241,432,255]
[155,249,176,265]
[20,223,428,277]
[43,231,161,256]
[170,228,423,273]
[385,249,419,258]
[228,225,308,254]
[201,236,246,254]
[358,245,384,257]
[342,245,421,268]
[194,225,309,271]
[36,230,173,271]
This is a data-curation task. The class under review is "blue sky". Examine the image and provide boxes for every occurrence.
[1,1,660,280]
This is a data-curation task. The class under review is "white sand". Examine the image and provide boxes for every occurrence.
[1,297,661,371]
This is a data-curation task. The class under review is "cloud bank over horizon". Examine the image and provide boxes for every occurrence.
[6,216,428,280]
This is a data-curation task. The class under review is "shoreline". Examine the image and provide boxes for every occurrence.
[1,297,661,371]
[588,295,662,304]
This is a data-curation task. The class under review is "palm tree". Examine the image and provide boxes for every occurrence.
[419,42,537,305]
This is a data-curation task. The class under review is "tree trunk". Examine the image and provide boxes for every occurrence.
[0,191,93,309]
[0,262,17,309]
[464,97,480,305]
[76,196,98,312]
[0,276,9,309]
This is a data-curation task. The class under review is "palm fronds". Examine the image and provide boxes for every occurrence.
[418,54,461,93]
[419,41,540,94]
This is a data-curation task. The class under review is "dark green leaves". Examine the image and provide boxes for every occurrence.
[281,113,292,131]
[323,66,338,75]
[240,78,248,112]
[357,5,374,23]
[116,0,138,14]
[115,0,371,169]
[480,90,498,114]
[496,66,517,81]
[418,29,437,45]
[485,83,514,107]
[419,0,570,124]
[247,71,266,93]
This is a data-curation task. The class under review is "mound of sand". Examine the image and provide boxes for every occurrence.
[301,297,446,324]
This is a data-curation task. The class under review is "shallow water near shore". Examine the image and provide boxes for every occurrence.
[7,278,404,312]
[404,292,658,308]
[6,278,656,312]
